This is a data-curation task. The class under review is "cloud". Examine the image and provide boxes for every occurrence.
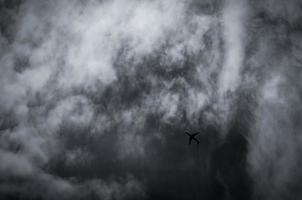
[0,0,215,199]
[245,1,302,199]
[219,0,248,93]
[1,0,302,199]
[0,171,144,200]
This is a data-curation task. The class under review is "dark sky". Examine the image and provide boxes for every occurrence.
[1,0,302,199]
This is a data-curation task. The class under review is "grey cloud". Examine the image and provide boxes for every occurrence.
[1,0,302,199]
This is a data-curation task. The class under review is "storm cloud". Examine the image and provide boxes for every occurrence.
[0,0,302,199]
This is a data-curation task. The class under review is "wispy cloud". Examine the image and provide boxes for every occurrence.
[0,0,302,199]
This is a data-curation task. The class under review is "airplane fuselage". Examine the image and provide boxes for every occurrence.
[185,131,200,144]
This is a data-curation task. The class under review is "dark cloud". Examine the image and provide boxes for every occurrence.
[0,0,302,199]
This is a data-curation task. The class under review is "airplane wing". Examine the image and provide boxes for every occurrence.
[192,132,200,136]
[185,131,191,136]
[193,137,200,144]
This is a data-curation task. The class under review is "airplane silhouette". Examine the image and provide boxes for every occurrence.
[185,131,200,144]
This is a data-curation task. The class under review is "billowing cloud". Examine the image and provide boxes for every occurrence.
[0,0,302,199]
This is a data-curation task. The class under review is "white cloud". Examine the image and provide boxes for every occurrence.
[218,0,247,95]
[0,150,35,177]
[46,95,94,131]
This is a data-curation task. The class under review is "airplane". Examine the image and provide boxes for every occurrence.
[185,131,200,144]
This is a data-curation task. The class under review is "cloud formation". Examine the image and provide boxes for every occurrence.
[0,0,302,199]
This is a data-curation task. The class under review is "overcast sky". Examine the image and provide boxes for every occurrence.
[0,0,302,199]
